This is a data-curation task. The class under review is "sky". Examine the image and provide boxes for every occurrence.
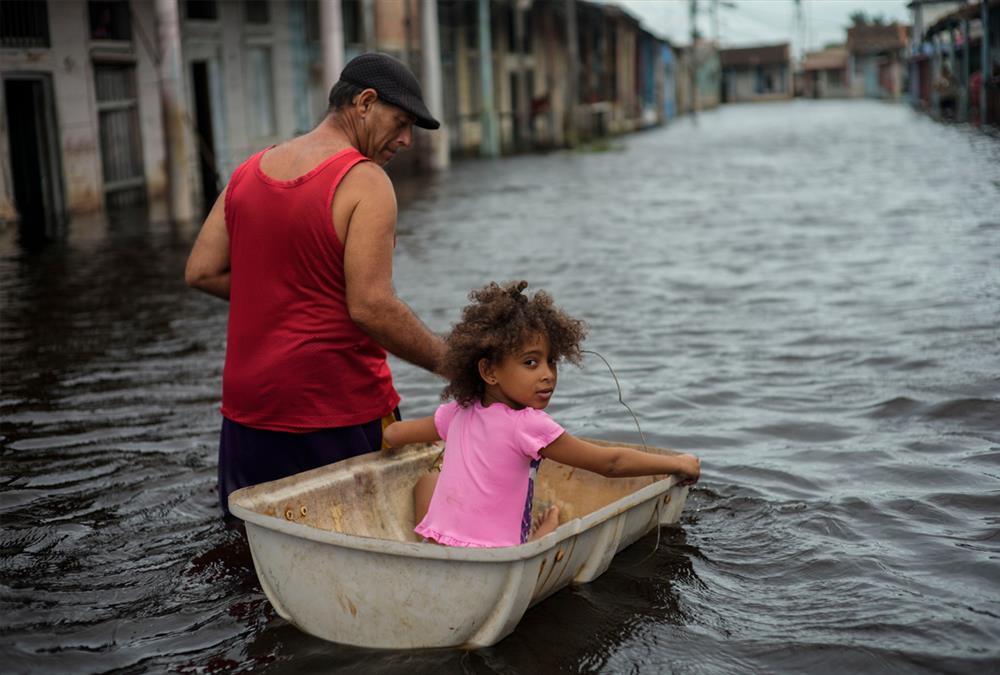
[609,0,912,54]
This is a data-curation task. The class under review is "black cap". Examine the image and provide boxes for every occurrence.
[339,52,441,130]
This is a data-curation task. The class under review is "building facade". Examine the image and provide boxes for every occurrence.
[801,47,851,99]
[2,0,681,241]
[846,22,909,99]
[720,43,793,103]
[1,0,165,242]
[907,0,998,126]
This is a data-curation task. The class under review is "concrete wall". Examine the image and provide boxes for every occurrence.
[849,53,905,99]
[723,64,791,102]
[803,68,851,98]
[613,20,637,133]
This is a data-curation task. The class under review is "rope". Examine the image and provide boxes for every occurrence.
[581,349,667,562]
[581,349,649,452]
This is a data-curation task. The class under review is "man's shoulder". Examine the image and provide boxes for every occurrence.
[339,158,394,204]
[340,156,390,188]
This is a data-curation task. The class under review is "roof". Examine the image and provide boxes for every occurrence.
[719,43,790,67]
[925,0,1000,38]
[579,0,666,42]
[846,23,909,53]
[802,47,849,71]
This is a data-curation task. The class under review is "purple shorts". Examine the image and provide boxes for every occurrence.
[218,410,399,516]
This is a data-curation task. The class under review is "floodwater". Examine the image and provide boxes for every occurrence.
[2,100,999,673]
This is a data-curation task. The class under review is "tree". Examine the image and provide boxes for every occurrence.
[849,10,888,27]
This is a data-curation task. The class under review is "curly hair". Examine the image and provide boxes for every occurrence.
[441,281,587,406]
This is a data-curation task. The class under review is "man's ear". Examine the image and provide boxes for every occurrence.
[355,88,378,113]
[478,358,496,386]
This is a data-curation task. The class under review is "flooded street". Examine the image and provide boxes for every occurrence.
[2,100,999,673]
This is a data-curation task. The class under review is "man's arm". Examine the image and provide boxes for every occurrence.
[342,164,446,374]
[185,187,231,300]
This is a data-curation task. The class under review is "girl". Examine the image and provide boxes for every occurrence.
[383,281,701,547]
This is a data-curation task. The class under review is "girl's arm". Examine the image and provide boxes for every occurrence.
[383,416,440,448]
[539,433,700,484]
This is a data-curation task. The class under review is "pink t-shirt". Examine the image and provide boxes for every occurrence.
[414,401,565,547]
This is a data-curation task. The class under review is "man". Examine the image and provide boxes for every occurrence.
[185,53,446,515]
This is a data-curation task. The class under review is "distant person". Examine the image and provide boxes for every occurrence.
[185,53,446,516]
[383,281,701,547]
[969,69,983,122]
[934,63,957,118]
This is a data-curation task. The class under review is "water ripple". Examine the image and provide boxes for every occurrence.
[2,100,999,672]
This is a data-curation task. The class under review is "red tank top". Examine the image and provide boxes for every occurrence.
[221,147,400,431]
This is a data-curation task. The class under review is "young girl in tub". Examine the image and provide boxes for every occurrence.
[383,281,701,547]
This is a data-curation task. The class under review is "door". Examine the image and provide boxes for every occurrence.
[190,60,220,215]
[3,74,65,246]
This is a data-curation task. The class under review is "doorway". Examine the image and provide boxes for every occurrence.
[4,75,65,246]
[190,60,219,215]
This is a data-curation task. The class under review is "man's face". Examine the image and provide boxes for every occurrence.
[363,100,416,166]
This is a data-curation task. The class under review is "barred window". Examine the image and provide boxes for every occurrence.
[1,1,50,49]
[89,1,131,41]
[94,63,146,201]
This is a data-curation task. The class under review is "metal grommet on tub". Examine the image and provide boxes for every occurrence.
[299,505,308,517]
[663,493,671,505]
[555,548,564,562]
[284,509,294,521]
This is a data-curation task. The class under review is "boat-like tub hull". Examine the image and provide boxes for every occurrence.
[229,439,689,649]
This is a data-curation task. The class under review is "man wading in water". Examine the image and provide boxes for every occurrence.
[185,53,445,515]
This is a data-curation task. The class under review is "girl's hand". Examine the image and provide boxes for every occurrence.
[674,453,701,486]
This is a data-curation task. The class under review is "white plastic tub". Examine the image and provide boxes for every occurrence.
[228,438,689,649]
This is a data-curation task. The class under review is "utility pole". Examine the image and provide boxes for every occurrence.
[711,0,719,44]
[155,0,194,223]
[478,0,499,157]
[689,0,698,116]
[320,0,345,91]
[961,17,970,120]
[983,0,990,127]
[514,0,531,151]
[421,0,448,169]
[793,0,805,61]
[565,0,579,145]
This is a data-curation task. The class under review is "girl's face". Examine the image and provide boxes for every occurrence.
[479,333,558,410]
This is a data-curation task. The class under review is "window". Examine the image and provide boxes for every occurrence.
[186,1,218,21]
[343,0,362,45]
[89,1,131,41]
[505,5,533,54]
[1,1,50,48]
[94,63,146,203]
[463,1,478,50]
[245,1,269,25]
[245,46,276,138]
